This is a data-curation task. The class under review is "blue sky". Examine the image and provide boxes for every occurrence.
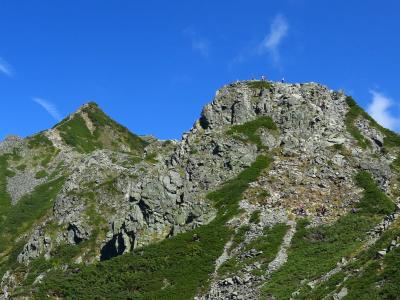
[1,0,399,140]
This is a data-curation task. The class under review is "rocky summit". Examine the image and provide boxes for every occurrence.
[0,80,400,300]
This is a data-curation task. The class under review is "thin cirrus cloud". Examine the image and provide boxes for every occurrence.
[258,14,289,64]
[0,57,14,77]
[183,28,210,58]
[33,98,62,122]
[367,90,400,131]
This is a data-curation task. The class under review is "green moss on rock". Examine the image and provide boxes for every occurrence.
[228,116,278,149]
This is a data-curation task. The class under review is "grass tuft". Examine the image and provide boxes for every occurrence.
[228,117,278,149]
[249,210,261,224]
[345,96,371,149]
[34,170,48,179]
[246,81,272,90]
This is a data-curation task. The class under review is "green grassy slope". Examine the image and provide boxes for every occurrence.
[261,171,396,299]
[56,102,148,154]
[301,220,400,300]
[0,155,13,221]
[218,223,289,277]
[345,96,400,150]
[0,176,66,277]
[32,155,271,299]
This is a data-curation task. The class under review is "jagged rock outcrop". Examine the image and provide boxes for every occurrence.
[18,229,52,264]
[0,136,23,155]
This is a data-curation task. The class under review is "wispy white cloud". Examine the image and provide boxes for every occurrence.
[229,14,289,69]
[0,57,14,77]
[33,98,62,121]
[367,90,400,131]
[259,14,289,63]
[183,28,210,58]
[192,39,209,57]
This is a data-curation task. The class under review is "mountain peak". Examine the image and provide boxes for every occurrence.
[76,101,100,111]
[50,101,147,154]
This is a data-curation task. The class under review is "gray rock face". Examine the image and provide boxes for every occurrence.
[333,287,348,300]
[200,82,348,151]
[0,135,23,155]
[67,222,91,244]
[18,229,52,264]
[7,171,46,204]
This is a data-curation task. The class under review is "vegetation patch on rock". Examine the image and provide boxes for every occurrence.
[228,116,278,149]
[0,177,65,254]
[0,155,12,221]
[345,96,400,150]
[57,102,148,154]
[246,81,272,90]
[261,171,395,299]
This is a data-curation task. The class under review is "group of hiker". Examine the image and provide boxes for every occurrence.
[237,75,285,83]
[259,75,285,83]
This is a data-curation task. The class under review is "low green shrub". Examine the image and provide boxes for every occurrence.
[345,96,400,150]
[145,152,158,163]
[82,103,148,153]
[228,117,278,149]
[302,224,400,299]
[249,210,261,224]
[219,223,288,277]
[246,81,272,90]
[34,170,48,179]
[392,155,400,171]
[57,103,148,154]
[0,176,65,253]
[345,96,371,149]
[34,156,272,299]
[261,170,395,299]
[16,164,26,171]
[0,155,12,221]
[27,133,53,150]
[231,225,251,250]
[58,114,99,153]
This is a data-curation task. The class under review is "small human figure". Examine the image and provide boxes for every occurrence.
[281,77,285,83]
[294,204,307,216]
[261,75,265,81]
[317,205,327,216]
[3,286,8,299]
